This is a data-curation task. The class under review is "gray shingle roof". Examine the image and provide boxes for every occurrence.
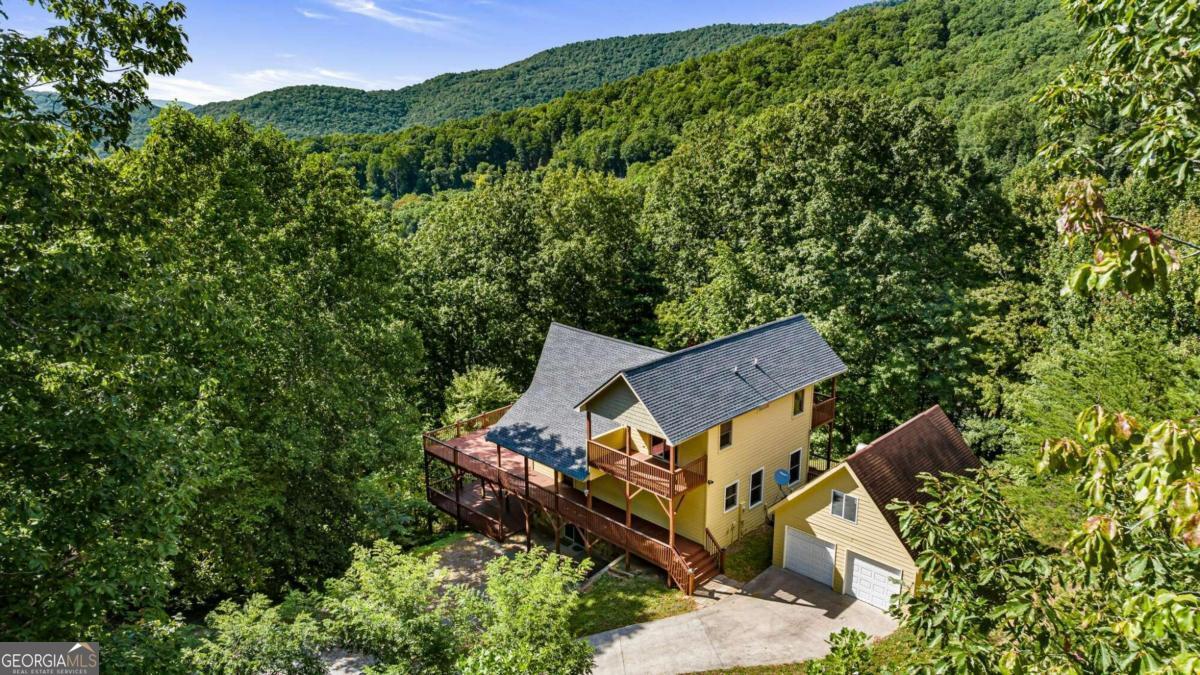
[587,314,846,446]
[485,323,665,481]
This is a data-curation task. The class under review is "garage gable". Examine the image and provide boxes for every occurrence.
[770,464,916,595]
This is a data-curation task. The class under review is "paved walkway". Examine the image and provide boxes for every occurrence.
[588,567,897,674]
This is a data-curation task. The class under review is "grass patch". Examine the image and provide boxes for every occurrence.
[723,526,772,582]
[570,572,697,637]
[408,530,470,557]
[692,627,926,674]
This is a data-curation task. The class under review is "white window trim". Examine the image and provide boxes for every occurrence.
[830,489,859,524]
[718,420,733,450]
[748,467,765,508]
[792,389,806,417]
[723,479,740,513]
[788,448,804,486]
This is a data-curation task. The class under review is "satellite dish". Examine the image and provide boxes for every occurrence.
[774,469,790,487]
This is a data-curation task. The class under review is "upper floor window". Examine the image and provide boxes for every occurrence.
[724,481,739,512]
[830,490,858,523]
[749,469,764,508]
[719,420,733,449]
[788,449,803,485]
[793,390,805,416]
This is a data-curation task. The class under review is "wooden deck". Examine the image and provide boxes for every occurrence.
[423,411,720,593]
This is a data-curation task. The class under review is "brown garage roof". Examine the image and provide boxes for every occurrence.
[845,405,980,553]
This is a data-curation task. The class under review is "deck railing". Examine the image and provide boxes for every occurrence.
[424,432,696,592]
[586,440,707,498]
[811,394,836,428]
[424,404,513,443]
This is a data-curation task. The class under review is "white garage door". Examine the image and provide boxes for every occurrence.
[847,553,902,610]
[783,527,835,587]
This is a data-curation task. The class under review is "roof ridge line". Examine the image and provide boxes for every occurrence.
[845,405,945,461]
[548,321,668,355]
[623,313,810,375]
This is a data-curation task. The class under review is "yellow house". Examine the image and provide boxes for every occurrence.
[423,314,845,593]
[767,405,980,610]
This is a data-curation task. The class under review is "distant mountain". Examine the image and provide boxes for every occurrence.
[186,23,796,138]
[151,99,194,110]
[30,92,194,148]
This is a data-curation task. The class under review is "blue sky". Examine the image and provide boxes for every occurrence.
[9,1,861,104]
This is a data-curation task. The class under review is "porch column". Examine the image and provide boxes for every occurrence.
[826,375,837,466]
[554,472,561,555]
[585,412,593,511]
[668,443,676,550]
[624,452,632,570]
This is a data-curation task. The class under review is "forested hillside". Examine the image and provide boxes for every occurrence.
[314,0,1079,199]
[184,23,795,138]
[7,0,1200,671]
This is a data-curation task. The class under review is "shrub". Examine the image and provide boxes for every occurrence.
[188,595,326,675]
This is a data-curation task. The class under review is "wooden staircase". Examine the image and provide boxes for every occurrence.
[685,547,723,588]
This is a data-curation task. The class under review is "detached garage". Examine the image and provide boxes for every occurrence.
[768,405,980,611]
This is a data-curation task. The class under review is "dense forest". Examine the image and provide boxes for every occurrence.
[4,0,1200,671]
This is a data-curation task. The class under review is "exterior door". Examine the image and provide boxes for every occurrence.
[783,527,835,588]
[846,553,902,610]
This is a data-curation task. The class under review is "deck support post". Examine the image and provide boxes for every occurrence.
[826,376,837,467]
[495,444,505,541]
[624,451,632,570]
[524,456,532,552]
[668,443,676,551]
[554,473,561,555]
[453,448,463,529]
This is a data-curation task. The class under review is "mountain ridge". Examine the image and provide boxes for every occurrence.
[187,23,797,138]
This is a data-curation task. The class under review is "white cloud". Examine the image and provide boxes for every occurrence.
[143,67,426,105]
[326,0,459,35]
[146,75,236,104]
[297,8,331,19]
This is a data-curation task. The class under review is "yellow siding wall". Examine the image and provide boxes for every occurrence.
[770,465,917,593]
[585,474,707,544]
[704,386,814,548]
[579,426,708,544]
[587,378,665,438]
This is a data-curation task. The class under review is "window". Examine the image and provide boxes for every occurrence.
[724,481,739,512]
[788,449,803,484]
[719,420,733,449]
[831,490,858,523]
[749,469,764,508]
[793,390,806,416]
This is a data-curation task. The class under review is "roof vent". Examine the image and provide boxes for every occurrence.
[732,365,739,374]
[753,357,760,367]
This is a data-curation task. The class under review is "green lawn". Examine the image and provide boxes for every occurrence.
[570,573,697,637]
[722,526,773,582]
[408,530,470,557]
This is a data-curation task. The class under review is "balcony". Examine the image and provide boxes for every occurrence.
[587,438,707,499]
[812,392,836,428]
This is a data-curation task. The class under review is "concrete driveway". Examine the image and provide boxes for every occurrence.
[587,567,897,674]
